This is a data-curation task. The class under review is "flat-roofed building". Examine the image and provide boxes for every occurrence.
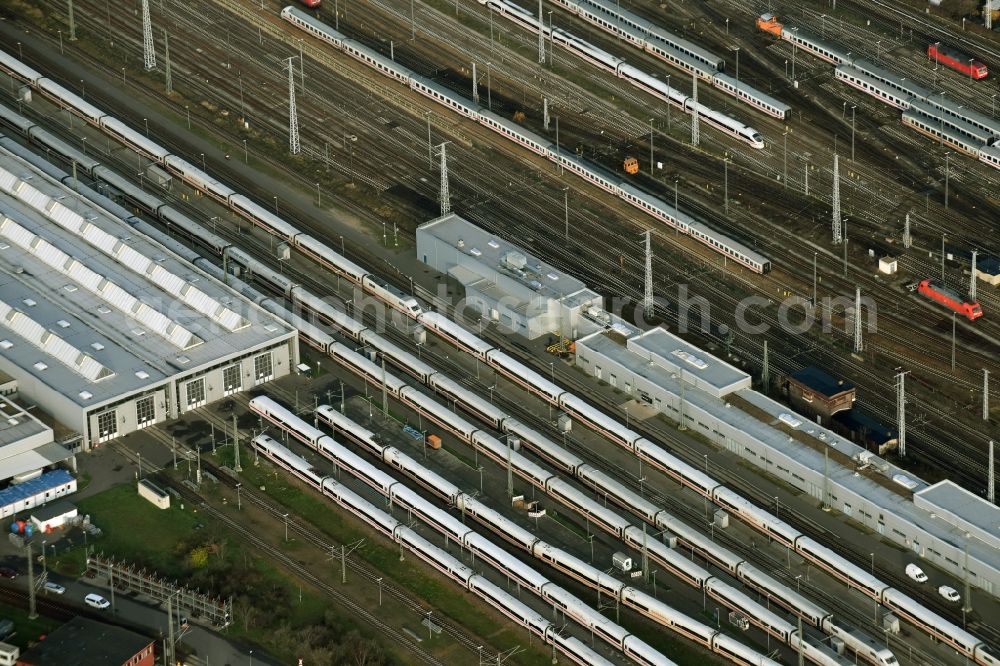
[0,149,298,450]
[785,366,856,424]
[417,214,604,339]
[0,394,72,483]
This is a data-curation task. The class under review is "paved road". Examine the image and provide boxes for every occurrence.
[6,571,280,666]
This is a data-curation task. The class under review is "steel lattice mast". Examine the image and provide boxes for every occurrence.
[832,154,842,244]
[141,0,156,71]
[537,0,546,64]
[438,142,450,215]
[853,287,863,353]
[643,231,653,320]
[288,58,300,155]
[691,74,699,147]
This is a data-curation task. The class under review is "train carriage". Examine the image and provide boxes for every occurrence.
[455,495,541,551]
[485,349,565,402]
[295,234,369,283]
[468,576,551,635]
[420,312,495,359]
[250,396,326,445]
[794,537,888,600]
[705,578,794,642]
[546,479,630,537]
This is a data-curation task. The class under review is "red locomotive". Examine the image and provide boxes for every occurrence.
[917,279,983,320]
[927,42,987,79]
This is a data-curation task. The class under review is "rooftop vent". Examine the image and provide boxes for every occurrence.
[0,340,12,350]
[547,272,560,281]
[504,251,527,270]
[22,299,36,307]
[6,418,17,426]
[176,355,190,364]
[457,238,465,248]
[488,240,500,249]
[63,285,78,293]
[135,370,150,379]
[33,361,47,371]
[469,247,482,257]
[57,320,70,328]
[97,305,112,314]
[91,342,105,351]
[79,391,93,400]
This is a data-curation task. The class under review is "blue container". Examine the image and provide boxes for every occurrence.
[23,523,34,537]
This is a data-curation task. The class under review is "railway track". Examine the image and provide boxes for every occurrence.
[3,0,996,652]
[111,427,484,666]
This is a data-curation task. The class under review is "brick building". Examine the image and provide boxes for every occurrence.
[18,616,154,666]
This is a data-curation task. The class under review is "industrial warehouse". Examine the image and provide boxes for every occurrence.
[0,150,298,450]
[0,0,999,662]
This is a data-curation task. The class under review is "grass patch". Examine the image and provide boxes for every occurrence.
[239,461,506,640]
[75,483,202,576]
[0,602,61,649]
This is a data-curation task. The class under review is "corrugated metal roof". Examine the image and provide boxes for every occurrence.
[0,215,201,350]
[0,299,114,382]
[0,164,249,333]
[0,468,74,507]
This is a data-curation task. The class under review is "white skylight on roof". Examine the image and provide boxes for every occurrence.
[33,361,48,371]
[91,342,105,351]
[63,285,78,293]
[22,298,36,307]
[79,391,93,400]
[470,248,482,257]
[57,320,70,328]
[135,370,149,379]
[488,240,500,249]
[131,328,146,337]
[0,340,11,350]
[176,355,190,364]
[97,306,112,314]
[547,272,560,281]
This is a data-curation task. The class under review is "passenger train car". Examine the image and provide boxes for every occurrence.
[547,0,791,118]
[249,398,685,666]
[478,0,769,143]
[757,14,1000,150]
[253,397,794,666]
[276,7,772,273]
[249,434,616,666]
[0,52,990,666]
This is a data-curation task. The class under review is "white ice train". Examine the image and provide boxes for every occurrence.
[0,41,769,277]
[264,278,890,666]
[475,0,767,145]
[251,396,785,666]
[542,0,791,119]
[0,57,988,666]
[248,399,679,666]
[412,315,998,666]
[249,434,616,666]
[275,8,771,274]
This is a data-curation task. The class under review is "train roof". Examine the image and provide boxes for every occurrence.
[929,41,981,63]
[576,0,723,68]
[908,98,997,145]
[712,72,792,114]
